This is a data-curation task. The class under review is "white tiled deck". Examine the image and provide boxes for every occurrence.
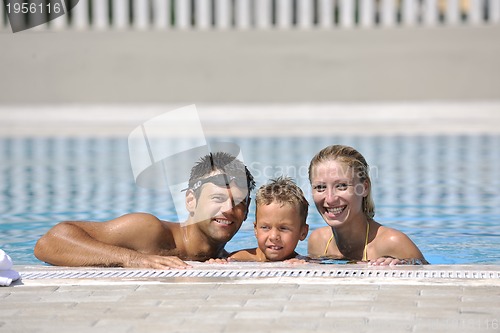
[2,263,500,333]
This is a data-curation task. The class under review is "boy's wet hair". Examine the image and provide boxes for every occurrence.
[308,144,375,219]
[255,176,309,224]
[188,152,255,195]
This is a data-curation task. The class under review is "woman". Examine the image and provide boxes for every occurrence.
[307,145,427,265]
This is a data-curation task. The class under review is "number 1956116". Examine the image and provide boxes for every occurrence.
[5,2,62,14]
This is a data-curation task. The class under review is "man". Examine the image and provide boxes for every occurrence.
[34,152,255,269]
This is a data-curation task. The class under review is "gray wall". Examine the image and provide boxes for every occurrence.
[1,26,499,104]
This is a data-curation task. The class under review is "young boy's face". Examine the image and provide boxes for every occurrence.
[254,202,308,261]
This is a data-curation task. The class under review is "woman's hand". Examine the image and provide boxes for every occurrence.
[367,257,426,266]
[367,257,403,266]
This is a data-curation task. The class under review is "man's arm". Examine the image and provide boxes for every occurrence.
[34,213,191,269]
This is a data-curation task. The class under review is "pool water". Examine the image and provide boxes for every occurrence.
[1,135,499,265]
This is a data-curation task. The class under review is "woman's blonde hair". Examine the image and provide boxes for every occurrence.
[308,145,375,219]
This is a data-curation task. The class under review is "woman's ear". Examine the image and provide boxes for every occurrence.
[362,179,370,197]
[185,190,197,214]
[300,224,309,241]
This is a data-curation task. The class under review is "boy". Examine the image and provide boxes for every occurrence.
[34,152,255,269]
[230,176,309,262]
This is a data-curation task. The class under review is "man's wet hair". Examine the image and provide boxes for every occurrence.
[188,152,256,194]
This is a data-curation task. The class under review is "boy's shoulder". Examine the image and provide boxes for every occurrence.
[229,248,260,261]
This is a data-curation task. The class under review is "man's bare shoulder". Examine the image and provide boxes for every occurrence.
[110,213,175,231]
[112,212,163,223]
[103,213,176,250]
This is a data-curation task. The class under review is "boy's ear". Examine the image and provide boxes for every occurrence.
[253,221,257,235]
[299,224,309,241]
[185,190,197,214]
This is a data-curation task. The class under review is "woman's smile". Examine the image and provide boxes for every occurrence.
[325,205,347,217]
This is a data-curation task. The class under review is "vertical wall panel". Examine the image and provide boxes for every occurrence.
[276,0,293,29]
[175,0,191,29]
[360,0,375,28]
[215,0,231,29]
[423,0,438,26]
[402,0,418,26]
[446,0,460,24]
[490,0,500,23]
[153,0,170,29]
[133,0,149,30]
[255,0,271,28]
[381,0,396,27]
[92,0,109,30]
[236,0,252,29]
[0,2,6,31]
[318,0,334,28]
[195,0,211,29]
[72,0,89,30]
[339,0,354,28]
[469,0,484,24]
[112,0,129,29]
[297,0,313,29]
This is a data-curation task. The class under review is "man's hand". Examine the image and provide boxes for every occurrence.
[127,254,192,269]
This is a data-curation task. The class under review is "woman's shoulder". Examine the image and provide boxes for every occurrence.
[373,224,423,259]
[309,226,332,242]
[376,225,412,243]
[307,226,333,257]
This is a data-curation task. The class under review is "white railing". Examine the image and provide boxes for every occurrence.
[1,0,499,32]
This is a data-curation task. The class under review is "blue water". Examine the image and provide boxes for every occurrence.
[1,135,499,265]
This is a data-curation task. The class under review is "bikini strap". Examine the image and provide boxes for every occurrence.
[323,232,334,256]
[362,221,370,262]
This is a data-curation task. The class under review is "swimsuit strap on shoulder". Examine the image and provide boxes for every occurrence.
[323,222,369,261]
[323,233,334,256]
[362,221,370,262]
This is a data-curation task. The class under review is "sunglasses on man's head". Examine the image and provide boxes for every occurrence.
[181,174,248,192]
